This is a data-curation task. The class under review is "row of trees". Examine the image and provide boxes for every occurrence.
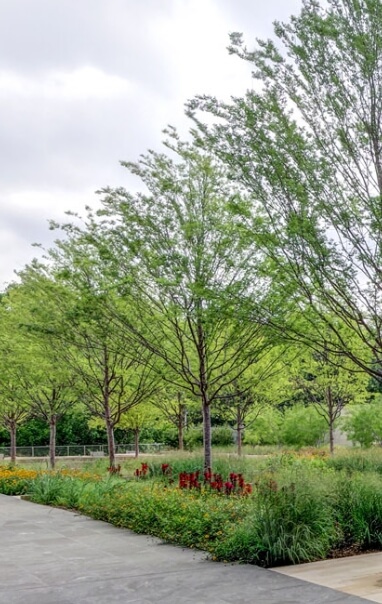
[2,0,382,468]
[0,144,371,466]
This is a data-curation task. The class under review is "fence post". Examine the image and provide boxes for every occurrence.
[31,446,34,457]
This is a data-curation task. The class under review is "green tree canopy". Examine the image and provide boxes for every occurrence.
[189,0,382,380]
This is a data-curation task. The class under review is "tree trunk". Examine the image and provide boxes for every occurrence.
[237,406,242,457]
[196,312,211,469]
[134,428,140,458]
[329,420,334,455]
[178,416,184,451]
[9,421,17,465]
[178,397,185,450]
[103,346,116,468]
[328,386,335,455]
[49,415,57,469]
[202,401,212,470]
[105,417,116,468]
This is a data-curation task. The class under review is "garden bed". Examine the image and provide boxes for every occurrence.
[2,450,382,568]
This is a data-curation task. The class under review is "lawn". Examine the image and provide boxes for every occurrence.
[3,448,382,567]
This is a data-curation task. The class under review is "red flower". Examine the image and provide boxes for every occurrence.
[179,472,188,489]
[224,481,234,495]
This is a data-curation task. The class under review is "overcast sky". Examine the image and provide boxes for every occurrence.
[0,0,302,289]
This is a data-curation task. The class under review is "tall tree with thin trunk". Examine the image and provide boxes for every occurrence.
[119,403,158,458]
[26,374,76,469]
[0,284,77,468]
[0,400,28,464]
[0,300,29,463]
[215,348,289,455]
[152,391,191,450]
[17,255,161,469]
[189,0,382,380]
[61,133,277,469]
[290,344,369,454]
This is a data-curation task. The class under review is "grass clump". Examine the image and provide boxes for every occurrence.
[327,449,382,474]
[335,473,382,549]
[211,470,337,566]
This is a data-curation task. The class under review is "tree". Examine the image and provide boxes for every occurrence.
[342,401,382,447]
[118,403,158,457]
[290,344,369,453]
[0,298,30,463]
[189,0,382,380]
[0,386,28,464]
[73,332,159,468]
[57,133,278,469]
[26,367,76,469]
[17,253,161,469]
[214,348,288,455]
[3,277,80,469]
[152,391,191,450]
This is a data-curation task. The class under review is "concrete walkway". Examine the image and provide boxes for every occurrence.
[275,553,382,603]
[0,495,368,604]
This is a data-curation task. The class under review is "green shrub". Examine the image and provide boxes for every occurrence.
[211,425,234,447]
[341,404,382,447]
[244,407,282,446]
[184,426,203,450]
[281,405,327,447]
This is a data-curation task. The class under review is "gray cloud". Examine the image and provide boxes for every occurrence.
[0,1,173,93]
[0,0,303,288]
[219,0,303,35]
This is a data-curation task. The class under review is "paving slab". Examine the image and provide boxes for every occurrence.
[0,494,369,604]
[273,553,382,603]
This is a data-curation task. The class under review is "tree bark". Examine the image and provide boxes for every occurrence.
[196,309,211,469]
[105,417,116,468]
[9,421,17,465]
[237,406,242,457]
[49,415,57,469]
[178,397,185,450]
[202,401,212,470]
[134,428,140,458]
[178,416,184,450]
[328,386,335,455]
[329,421,334,455]
[103,345,116,468]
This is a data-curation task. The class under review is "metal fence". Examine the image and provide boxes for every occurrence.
[0,443,166,458]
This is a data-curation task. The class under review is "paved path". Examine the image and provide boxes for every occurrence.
[275,553,382,603]
[0,495,368,604]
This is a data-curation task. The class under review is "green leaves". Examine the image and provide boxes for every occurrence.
[189,0,382,380]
